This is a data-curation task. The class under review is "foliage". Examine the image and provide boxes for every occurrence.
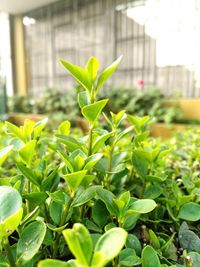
[99,87,183,124]
[8,85,185,125]
[0,57,200,267]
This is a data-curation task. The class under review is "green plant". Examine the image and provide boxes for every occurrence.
[0,56,200,267]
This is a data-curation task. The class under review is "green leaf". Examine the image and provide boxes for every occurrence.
[17,163,41,187]
[85,56,99,81]
[56,135,86,153]
[132,150,148,179]
[0,186,23,238]
[19,140,36,166]
[63,223,93,266]
[72,186,101,207]
[23,192,48,206]
[115,126,134,144]
[82,99,108,124]
[92,132,113,154]
[141,245,160,267]
[119,248,141,266]
[126,234,142,255]
[60,59,92,93]
[17,220,46,264]
[92,200,109,228]
[143,185,163,199]
[78,91,90,109]
[92,227,127,266]
[96,56,122,93]
[48,190,67,205]
[66,260,84,267]
[63,170,87,192]
[38,259,69,267]
[96,188,118,216]
[33,117,48,139]
[178,222,200,251]
[126,199,157,215]
[84,153,103,170]
[0,145,13,166]
[57,151,74,173]
[111,110,126,127]
[6,121,25,142]
[41,167,59,191]
[149,229,160,249]
[188,252,200,266]
[178,202,200,221]
[57,120,71,135]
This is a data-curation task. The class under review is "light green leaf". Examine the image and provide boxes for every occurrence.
[63,170,87,192]
[96,56,122,93]
[0,186,23,238]
[92,227,127,266]
[56,135,86,153]
[60,59,92,93]
[33,117,48,138]
[84,153,103,170]
[78,91,90,108]
[57,120,71,135]
[17,220,46,264]
[38,259,68,267]
[63,223,93,266]
[19,140,36,166]
[85,56,99,81]
[0,145,13,166]
[6,121,25,142]
[178,202,200,221]
[126,199,157,215]
[72,186,101,207]
[92,132,113,154]
[82,99,108,124]
[17,163,41,186]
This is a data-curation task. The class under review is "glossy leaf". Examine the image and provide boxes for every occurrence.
[78,91,90,108]
[60,59,92,93]
[95,56,122,93]
[19,140,36,166]
[119,248,141,266]
[33,117,48,138]
[6,121,25,142]
[178,202,200,221]
[85,56,99,81]
[126,199,157,215]
[63,223,93,266]
[0,186,23,238]
[17,163,41,186]
[0,145,13,166]
[57,120,71,135]
[141,245,160,267]
[92,227,127,266]
[82,99,108,124]
[17,220,46,264]
[63,170,87,192]
[72,186,101,207]
[38,259,68,267]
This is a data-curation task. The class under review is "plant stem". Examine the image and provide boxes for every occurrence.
[52,196,73,258]
[88,125,93,156]
[3,237,17,267]
[106,146,114,190]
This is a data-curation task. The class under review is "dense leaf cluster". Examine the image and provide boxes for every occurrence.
[0,57,200,267]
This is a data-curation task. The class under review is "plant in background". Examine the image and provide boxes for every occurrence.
[0,56,200,267]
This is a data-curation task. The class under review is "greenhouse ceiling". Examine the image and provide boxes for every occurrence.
[0,0,61,14]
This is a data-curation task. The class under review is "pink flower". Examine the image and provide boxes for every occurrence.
[137,79,145,88]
